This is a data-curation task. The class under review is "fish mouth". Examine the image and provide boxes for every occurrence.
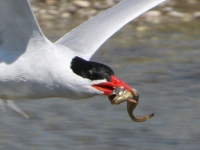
[108,94,117,102]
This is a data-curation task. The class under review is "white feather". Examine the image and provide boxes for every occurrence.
[56,0,166,60]
[0,99,29,118]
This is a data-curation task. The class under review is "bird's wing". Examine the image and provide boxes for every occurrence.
[0,100,29,118]
[56,0,166,60]
[0,0,50,63]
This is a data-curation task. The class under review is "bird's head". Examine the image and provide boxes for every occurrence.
[71,56,138,101]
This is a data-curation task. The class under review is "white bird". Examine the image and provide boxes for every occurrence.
[0,0,165,118]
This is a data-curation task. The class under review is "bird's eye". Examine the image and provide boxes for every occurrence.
[87,70,93,76]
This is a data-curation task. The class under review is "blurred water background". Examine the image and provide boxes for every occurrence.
[0,0,200,150]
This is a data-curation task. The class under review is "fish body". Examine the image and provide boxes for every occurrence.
[108,88,154,122]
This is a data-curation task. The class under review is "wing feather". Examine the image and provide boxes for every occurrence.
[0,0,50,63]
[56,0,165,60]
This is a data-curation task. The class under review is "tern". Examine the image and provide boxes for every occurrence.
[0,0,165,118]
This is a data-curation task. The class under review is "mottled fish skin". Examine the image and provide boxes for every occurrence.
[127,101,154,122]
[109,90,133,104]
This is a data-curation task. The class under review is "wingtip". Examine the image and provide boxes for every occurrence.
[7,100,29,119]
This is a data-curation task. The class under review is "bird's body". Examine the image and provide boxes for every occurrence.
[0,0,165,118]
[0,43,102,100]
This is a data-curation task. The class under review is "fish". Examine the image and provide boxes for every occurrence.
[108,88,137,104]
[127,101,154,122]
[108,88,154,122]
